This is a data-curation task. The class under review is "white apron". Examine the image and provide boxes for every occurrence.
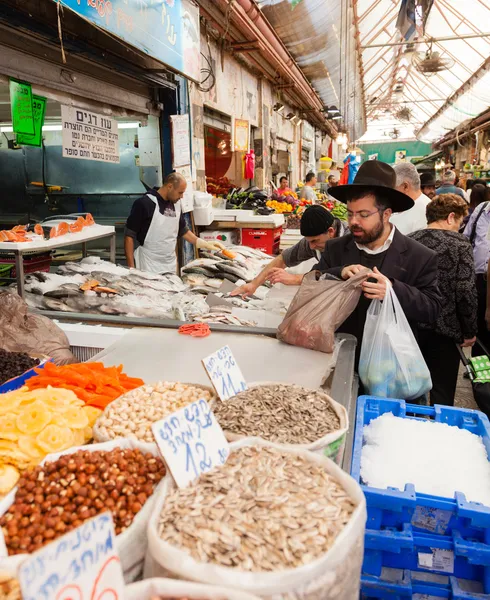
[134,193,181,274]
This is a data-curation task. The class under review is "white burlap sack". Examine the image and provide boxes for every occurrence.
[125,577,262,600]
[145,438,366,600]
[0,439,167,583]
[217,383,348,465]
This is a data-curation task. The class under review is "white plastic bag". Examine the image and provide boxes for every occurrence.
[145,438,366,600]
[218,383,348,465]
[126,577,262,599]
[358,285,432,400]
[0,439,166,583]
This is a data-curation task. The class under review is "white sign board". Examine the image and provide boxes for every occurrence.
[202,345,248,401]
[170,114,191,168]
[18,512,124,600]
[62,105,120,164]
[176,164,194,213]
[152,399,230,488]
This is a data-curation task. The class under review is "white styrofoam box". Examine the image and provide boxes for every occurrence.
[199,229,240,247]
[194,192,212,208]
[193,206,214,226]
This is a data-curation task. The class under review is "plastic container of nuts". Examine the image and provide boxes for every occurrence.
[0,439,168,583]
[145,438,366,600]
[126,577,262,600]
[93,382,216,444]
[212,383,348,465]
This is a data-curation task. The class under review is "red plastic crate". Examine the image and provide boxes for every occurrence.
[0,252,52,277]
[241,227,282,255]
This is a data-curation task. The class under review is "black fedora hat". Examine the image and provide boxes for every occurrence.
[420,172,436,187]
[328,161,414,213]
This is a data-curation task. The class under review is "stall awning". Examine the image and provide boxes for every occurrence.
[355,0,490,143]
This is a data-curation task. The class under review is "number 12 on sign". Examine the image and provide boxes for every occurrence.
[202,345,247,401]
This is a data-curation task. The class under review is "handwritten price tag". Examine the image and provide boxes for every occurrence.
[152,399,230,488]
[18,512,124,600]
[202,345,247,401]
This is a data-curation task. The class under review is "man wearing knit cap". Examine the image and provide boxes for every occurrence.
[231,205,345,297]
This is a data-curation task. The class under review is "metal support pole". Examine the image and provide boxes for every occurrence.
[14,250,25,299]
[81,242,87,258]
[109,233,116,263]
[361,32,490,49]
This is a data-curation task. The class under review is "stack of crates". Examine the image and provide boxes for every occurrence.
[351,396,490,599]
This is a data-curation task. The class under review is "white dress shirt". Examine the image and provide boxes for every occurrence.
[390,192,431,235]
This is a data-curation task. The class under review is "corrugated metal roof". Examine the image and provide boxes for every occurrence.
[257,0,366,140]
[355,0,490,142]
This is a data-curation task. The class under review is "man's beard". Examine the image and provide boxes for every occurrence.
[351,217,385,245]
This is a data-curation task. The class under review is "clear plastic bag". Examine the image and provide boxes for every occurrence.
[359,285,432,400]
[277,269,368,354]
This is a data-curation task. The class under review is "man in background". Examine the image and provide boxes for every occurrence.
[390,163,431,235]
[436,170,466,200]
[277,176,291,194]
[420,172,436,200]
[300,172,318,202]
[327,174,338,188]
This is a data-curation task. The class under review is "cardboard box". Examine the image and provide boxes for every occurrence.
[199,230,240,247]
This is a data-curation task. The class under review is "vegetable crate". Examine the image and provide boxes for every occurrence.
[351,397,490,540]
[0,263,13,286]
[241,227,282,255]
[0,251,52,276]
[0,359,49,394]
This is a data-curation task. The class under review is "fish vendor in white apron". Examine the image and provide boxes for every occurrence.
[124,173,224,274]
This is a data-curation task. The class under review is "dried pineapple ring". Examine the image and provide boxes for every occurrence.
[0,393,23,415]
[0,464,20,494]
[17,436,44,461]
[0,416,22,441]
[57,407,89,430]
[82,406,102,427]
[36,425,74,454]
[83,426,93,443]
[0,450,31,470]
[16,402,52,435]
[71,428,85,446]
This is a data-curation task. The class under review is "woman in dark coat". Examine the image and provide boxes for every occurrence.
[410,194,478,406]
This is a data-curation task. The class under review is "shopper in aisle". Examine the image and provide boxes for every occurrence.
[328,174,338,188]
[462,183,490,228]
[390,163,431,234]
[124,173,225,274]
[409,194,477,406]
[463,188,490,356]
[436,170,466,200]
[231,206,347,296]
[316,161,442,365]
[420,172,436,200]
[300,172,318,202]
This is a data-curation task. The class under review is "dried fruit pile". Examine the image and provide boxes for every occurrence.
[158,446,355,571]
[213,384,341,444]
[25,362,144,409]
[0,349,39,386]
[1,447,166,555]
[0,387,101,498]
[93,382,215,444]
[0,573,20,600]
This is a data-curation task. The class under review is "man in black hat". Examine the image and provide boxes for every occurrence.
[231,205,345,297]
[317,161,442,362]
[420,172,437,200]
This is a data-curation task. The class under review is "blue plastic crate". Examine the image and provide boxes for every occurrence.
[0,359,49,394]
[351,397,490,539]
[361,568,488,599]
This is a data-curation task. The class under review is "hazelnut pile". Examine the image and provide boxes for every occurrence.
[0,448,166,555]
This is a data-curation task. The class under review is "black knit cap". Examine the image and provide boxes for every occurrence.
[300,205,335,237]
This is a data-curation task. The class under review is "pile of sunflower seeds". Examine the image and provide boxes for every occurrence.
[212,384,341,444]
[157,446,355,572]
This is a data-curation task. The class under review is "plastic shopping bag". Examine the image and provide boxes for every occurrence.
[277,269,369,354]
[358,284,432,400]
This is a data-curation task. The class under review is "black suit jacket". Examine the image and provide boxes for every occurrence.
[316,228,443,351]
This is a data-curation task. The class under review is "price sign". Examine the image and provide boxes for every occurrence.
[152,399,230,488]
[18,512,125,600]
[202,345,248,401]
[9,79,34,136]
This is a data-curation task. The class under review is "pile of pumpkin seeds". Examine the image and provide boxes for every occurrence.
[158,446,355,572]
[212,384,341,444]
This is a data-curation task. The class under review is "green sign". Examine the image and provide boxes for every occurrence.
[9,79,35,136]
[16,96,47,147]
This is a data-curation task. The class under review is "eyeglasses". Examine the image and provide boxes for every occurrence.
[347,208,383,220]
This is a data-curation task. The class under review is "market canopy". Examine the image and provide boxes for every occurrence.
[355,0,490,142]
